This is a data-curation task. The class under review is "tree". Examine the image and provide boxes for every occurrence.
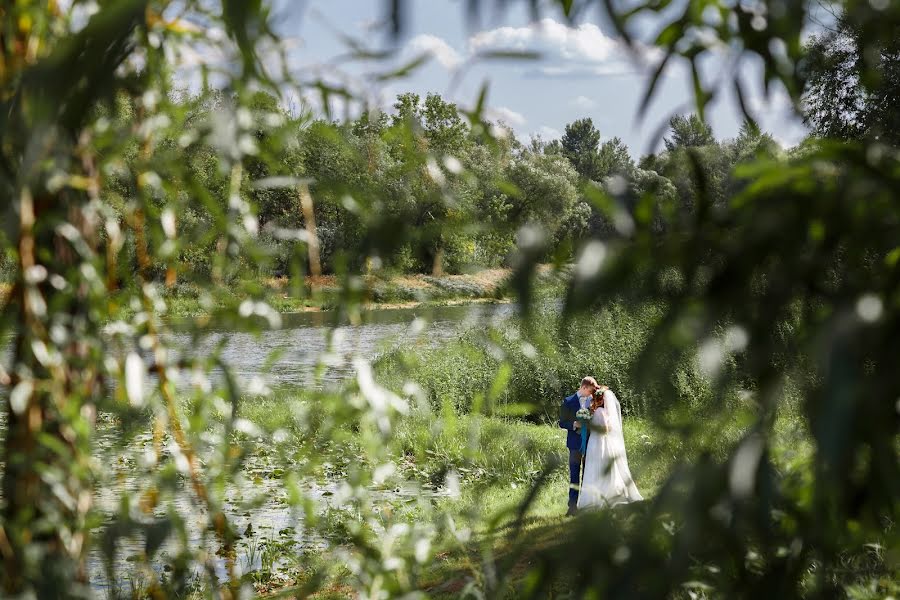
[729,120,777,160]
[560,117,602,180]
[544,137,563,155]
[663,113,715,151]
[655,143,731,212]
[560,119,634,183]
[628,168,679,233]
[244,90,305,235]
[803,17,900,145]
[387,92,472,275]
[422,93,468,158]
[299,121,370,271]
[597,136,635,179]
[463,137,518,266]
[392,92,422,127]
[723,121,779,196]
[526,135,548,155]
[505,152,579,233]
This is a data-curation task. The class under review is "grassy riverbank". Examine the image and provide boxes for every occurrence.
[159,268,558,319]
[1,267,563,324]
[223,300,847,598]
[243,400,899,600]
[238,386,809,520]
[413,410,815,598]
[0,269,529,319]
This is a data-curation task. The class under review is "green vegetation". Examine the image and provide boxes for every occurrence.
[227,302,895,598]
[0,72,784,291]
[374,300,712,419]
[1,0,898,598]
[156,269,527,319]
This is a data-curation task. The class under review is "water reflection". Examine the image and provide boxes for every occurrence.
[167,302,516,388]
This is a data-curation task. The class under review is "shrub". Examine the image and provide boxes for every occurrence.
[421,276,489,299]
[374,301,732,422]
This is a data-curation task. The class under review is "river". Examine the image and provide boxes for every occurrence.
[166,302,517,389]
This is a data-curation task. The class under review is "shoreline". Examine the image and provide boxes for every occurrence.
[0,265,554,322]
[273,295,514,314]
[162,267,560,319]
[0,267,559,320]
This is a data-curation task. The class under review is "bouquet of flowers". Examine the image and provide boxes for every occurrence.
[575,408,592,452]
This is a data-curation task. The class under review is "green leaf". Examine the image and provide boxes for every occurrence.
[638,49,672,119]
[488,362,512,405]
[473,50,542,61]
[375,52,431,82]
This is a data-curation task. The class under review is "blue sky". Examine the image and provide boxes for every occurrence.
[269,0,809,155]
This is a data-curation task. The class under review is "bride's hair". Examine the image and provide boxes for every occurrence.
[590,386,607,411]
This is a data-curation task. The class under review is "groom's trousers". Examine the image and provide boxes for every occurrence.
[568,449,583,507]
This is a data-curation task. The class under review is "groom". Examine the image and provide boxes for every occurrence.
[559,376,599,516]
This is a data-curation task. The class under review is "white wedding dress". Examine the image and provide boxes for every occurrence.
[576,390,643,509]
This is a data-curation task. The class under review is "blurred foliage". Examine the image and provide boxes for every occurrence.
[803,14,900,145]
[0,0,898,599]
[375,301,703,420]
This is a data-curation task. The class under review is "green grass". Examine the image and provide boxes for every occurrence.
[242,401,815,599]
[396,408,820,599]
[404,402,810,517]
[234,381,809,520]
[150,268,557,319]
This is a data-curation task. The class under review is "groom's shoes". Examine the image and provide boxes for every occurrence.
[566,504,577,517]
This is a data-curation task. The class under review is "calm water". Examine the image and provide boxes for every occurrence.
[166,302,516,389]
[89,423,448,592]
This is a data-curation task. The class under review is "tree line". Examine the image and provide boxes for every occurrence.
[90,88,793,286]
[92,11,887,287]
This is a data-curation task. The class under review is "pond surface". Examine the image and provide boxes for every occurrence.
[167,302,517,389]
[89,423,451,593]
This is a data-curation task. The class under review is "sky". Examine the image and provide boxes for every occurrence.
[268,0,810,156]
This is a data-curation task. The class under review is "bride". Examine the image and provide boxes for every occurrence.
[577,386,643,509]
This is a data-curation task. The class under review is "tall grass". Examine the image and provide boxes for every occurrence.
[373,300,742,422]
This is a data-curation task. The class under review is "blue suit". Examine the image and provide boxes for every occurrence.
[559,392,588,507]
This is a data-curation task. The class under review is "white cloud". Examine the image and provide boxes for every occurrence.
[537,126,561,139]
[406,34,463,70]
[525,63,638,78]
[571,95,596,110]
[468,19,668,79]
[469,18,617,64]
[486,106,526,126]
[401,19,658,81]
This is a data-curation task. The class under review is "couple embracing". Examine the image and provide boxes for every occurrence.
[560,376,643,516]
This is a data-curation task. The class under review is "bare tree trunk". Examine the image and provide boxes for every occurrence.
[432,245,445,277]
[165,214,177,288]
[299,182,322,281]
